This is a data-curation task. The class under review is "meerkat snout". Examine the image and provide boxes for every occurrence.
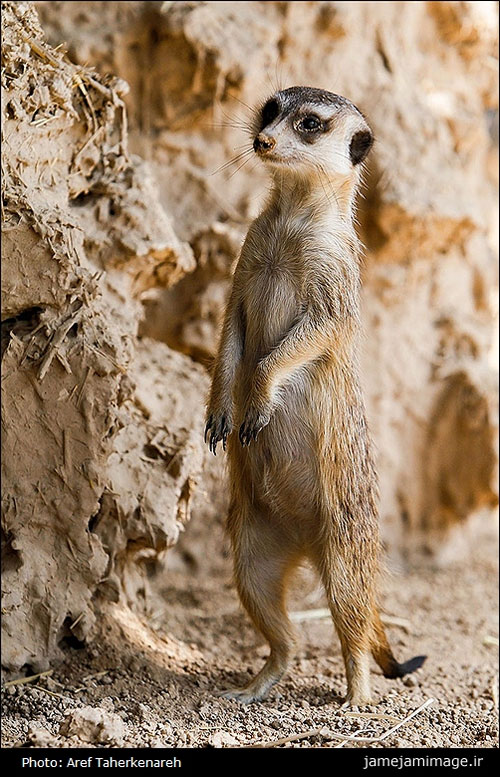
[253,134,276,154]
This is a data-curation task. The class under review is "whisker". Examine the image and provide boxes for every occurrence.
[318,171,334,210]
[201,123,253,136]
[232,142,255,150]
[210,102,255,135]
[315,161,344,213]
[265,62,284,97]
[219,105,253,129]
[210,148,253,176]
[227,154,254,180]
[208,121,253,131]
[226,93,254,116]
[272,62,281,94]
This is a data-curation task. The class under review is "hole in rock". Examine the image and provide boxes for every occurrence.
[1,306,44,358]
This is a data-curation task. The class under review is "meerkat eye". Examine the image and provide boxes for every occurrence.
[299,115,322,132]
[260,99,280,129]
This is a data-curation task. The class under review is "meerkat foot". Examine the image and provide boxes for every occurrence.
[341,693,373,709]
[217,662,284,704]
[340,651,373,708]
[217,685,269,704]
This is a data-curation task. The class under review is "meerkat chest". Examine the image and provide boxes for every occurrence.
[242,221,309,357]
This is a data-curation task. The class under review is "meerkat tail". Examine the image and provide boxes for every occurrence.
[373,648,427,679]
[371,610,427,679]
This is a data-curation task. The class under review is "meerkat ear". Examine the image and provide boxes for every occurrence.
[349,130,373,165]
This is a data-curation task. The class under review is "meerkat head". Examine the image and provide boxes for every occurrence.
[252,86,373,180]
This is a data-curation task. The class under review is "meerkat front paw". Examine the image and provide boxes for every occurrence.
[204,412,232,455]
[239,403,272,446]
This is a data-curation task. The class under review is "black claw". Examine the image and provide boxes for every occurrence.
[205,412,234,453]
[205,413,232,454]
[239,415,266,447]
[204,415,213,443]
[240,425,256,446]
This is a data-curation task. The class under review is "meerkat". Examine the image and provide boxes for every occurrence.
[204,86,425,706]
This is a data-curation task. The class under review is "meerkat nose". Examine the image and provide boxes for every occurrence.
[253,134,276,154]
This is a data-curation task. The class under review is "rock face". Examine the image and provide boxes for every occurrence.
[2,0,498,671]
[1,2,207,672]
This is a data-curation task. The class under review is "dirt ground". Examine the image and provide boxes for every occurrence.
[2,518,498,750]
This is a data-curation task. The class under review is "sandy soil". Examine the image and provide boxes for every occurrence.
[2,522,498,750]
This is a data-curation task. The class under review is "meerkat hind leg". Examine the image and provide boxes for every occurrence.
[219,520,300,704]
[340,645,372,707]
[314,552,374,706]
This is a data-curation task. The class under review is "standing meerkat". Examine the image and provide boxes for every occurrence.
[204,86,425,706]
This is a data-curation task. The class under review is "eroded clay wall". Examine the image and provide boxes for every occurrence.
[1,1,208,672]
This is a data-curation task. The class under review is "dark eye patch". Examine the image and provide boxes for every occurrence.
[260,99,280,129]
[349,130,373,165]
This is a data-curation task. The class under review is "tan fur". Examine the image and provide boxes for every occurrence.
[205,88,420,706]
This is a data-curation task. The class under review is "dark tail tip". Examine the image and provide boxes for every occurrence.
[384,654,427,679]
